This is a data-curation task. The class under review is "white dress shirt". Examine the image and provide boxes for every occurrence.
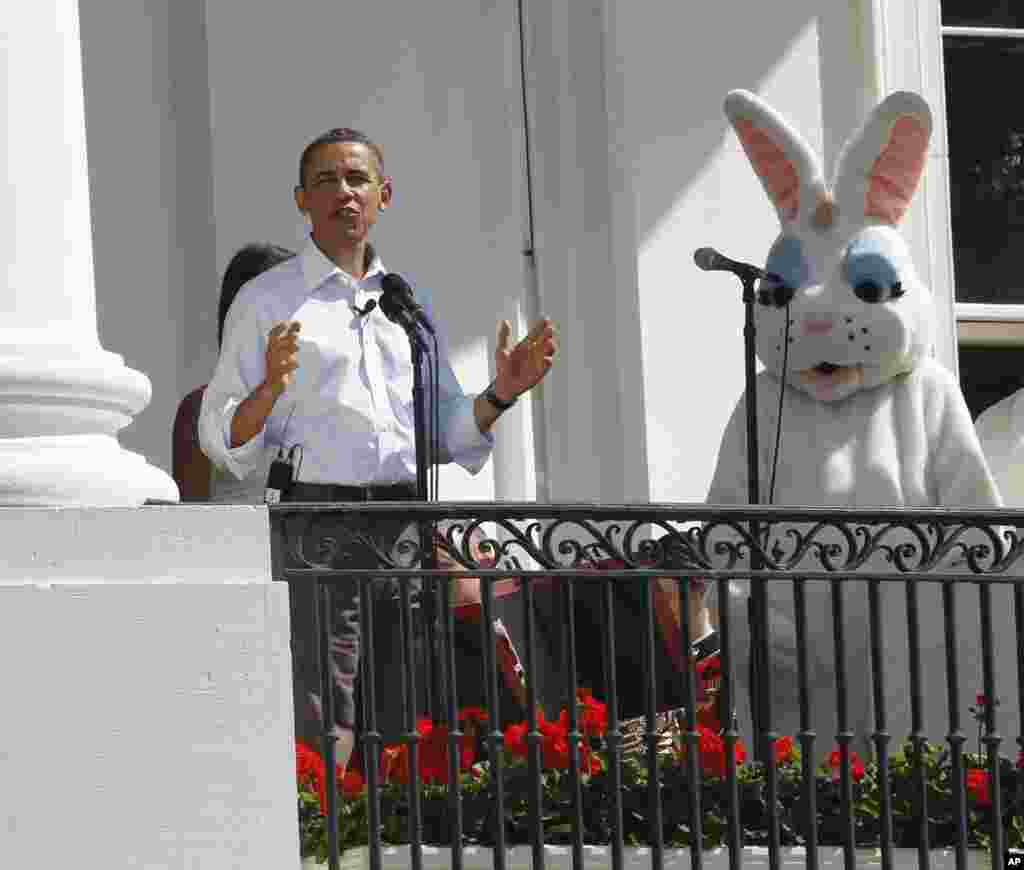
[198,239,493,485]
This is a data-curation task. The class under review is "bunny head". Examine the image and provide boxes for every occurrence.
[724,90,935,402]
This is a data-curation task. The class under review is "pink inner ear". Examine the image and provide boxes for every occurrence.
[734,119,799,221]
[865,116,928,224]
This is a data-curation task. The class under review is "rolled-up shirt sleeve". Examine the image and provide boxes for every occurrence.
[440,390,494,475]
[198,296,271,481]
[419,288,494,476]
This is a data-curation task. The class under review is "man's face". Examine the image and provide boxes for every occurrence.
[294,141,392,247]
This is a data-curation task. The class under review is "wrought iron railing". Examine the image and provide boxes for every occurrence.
[270,502,1024,870]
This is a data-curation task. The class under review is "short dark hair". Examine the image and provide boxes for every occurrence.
[218,243,296,347]
[297,128,384,188]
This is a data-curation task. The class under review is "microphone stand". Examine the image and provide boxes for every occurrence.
[695,248,781,763]
[738,273,770,764]
[406,326,442,725]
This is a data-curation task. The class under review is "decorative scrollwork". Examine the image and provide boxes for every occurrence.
[269,503,1024,582]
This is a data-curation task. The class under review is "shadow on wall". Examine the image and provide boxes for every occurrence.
[619,2,822,503]
[610,2,822,246]
[79,0,217,476]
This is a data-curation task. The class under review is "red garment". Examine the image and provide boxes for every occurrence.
[171,386,209,501]
[172,386,205,454]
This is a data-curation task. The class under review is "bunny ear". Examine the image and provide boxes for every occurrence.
[724,89,828,226]
[832,91,932,226]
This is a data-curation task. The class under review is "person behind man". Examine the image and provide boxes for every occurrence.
[571,537,722,734]
[198,128,558,772]
[171,243,295,502]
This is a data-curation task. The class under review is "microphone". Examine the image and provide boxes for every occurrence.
[380,273,436,335]
[351,298,377,317]
[693,247,779,283]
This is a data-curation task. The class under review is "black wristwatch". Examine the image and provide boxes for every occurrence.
[483,381,517,411]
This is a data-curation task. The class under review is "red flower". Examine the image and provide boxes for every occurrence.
[976,694,988,708]
[774,735,796,766]
[577,689,608,737]
[457,706,489,726]
[829,748,866,783]
[296,740,326,787]
[538,713,571,769]
[341,767,365,800]
[966,768,992,807]
[676,725,746,778]
[504,721,529,758]
[411,717,477,785]
[296,740,329,813]
[503,713,587,771]
[417,718,450,784]
[1017,750,1024,771]
[700,724,749,777]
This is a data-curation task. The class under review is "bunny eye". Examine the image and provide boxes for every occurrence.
[853,280,903,304]
[762,236,813,304]
[757,280,796,308]
[843,229,904,304]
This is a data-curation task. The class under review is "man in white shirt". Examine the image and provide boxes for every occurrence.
[199,128,558,771]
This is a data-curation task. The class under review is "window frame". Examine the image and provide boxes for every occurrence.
[942,22,1024,343]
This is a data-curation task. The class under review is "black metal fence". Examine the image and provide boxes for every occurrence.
[270,502,1024,870]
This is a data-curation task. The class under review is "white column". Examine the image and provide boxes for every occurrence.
[0,1,177,505]
[522,0,651,504]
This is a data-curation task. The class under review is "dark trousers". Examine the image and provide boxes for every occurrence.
[275,482,416,746]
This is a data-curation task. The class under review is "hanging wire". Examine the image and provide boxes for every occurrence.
[430,330,441,502]
[768,306,792,506]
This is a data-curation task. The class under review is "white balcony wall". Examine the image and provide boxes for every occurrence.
[0,506,299,869]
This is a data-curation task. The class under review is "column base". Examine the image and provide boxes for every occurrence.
[0,434,178,506]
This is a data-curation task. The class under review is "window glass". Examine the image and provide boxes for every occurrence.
[957,344,1024,418]
[942,1,1024,28]
[945,35,1024,303]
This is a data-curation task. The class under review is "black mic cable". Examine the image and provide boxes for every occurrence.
[378,273,441,501]
[695,245,789,504]
[768,306,790,506]
[351,298,377,317]
[430,330,440,502]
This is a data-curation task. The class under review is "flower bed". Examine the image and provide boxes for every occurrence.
[295,694,1024,866]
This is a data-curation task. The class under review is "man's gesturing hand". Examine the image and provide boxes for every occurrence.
[264,321,302,398]
[492,318,558,403]
[229,321,302,448]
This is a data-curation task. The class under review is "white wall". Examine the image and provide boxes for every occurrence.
[607,0,823,502]
[0,507,299,869]
[79,0,218,477]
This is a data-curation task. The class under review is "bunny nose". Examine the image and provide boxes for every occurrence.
[802,318,834,336]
